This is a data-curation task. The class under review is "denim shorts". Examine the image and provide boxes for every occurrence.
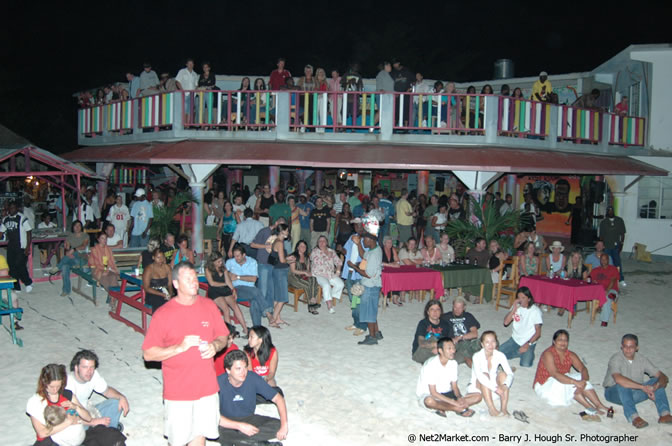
[359,286,381,323]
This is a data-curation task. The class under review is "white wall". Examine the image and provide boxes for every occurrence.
[615,157,672,257]
[631,49,672,151]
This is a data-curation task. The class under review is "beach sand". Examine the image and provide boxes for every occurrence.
[3,258,672,446]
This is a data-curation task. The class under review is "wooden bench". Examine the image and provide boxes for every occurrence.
[108,275,153,335]
[71,267,99,306]
[111,248,144,269]
[288,286,323,312]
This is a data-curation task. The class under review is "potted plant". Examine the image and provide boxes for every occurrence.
[150,191,198,241]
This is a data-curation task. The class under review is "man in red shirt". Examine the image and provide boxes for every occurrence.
[269,58,291,91]
[143,262,229,446]
[590,253,619,327]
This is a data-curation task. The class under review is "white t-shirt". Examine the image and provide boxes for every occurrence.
[245,194,258,210]
[107,204,130,234]
[176,68,199,90]
[512,304,543,346]
[26,394,86,446]
[38,222,58,229]
[65,370,108,406]
[415,355,458,397]
[106,232,123,247]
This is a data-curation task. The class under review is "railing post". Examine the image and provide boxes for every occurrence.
[380,93,394,140]
[133,99,142,135]
[102,105,110,138]
[548,104,559,148]
[599,112,610,152]
[276,92,290,138]
[173,93,184,132]
[484,96,499,143]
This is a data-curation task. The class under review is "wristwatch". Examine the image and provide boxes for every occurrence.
[236,275,240,280]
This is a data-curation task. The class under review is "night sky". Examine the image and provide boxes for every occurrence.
[2,0,668,154]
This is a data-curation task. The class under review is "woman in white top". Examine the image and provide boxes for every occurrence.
[545,241,567,276]
[398,237,424,301]
[468,331,514,417]
[437,233,455,264]
[430,204,449,234]
[499,286,543,367]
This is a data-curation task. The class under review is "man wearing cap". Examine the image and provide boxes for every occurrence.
[139,63,160,96]
[352,232,383,345]
[128,188,153,248]
[531,71,552,102]
[599,206,626,285]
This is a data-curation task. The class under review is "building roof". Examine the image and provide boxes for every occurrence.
[0,124,102,179]
[62,140,667,176]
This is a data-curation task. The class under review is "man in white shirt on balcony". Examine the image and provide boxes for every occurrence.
[176,58,199,91]
[125,72,141,99]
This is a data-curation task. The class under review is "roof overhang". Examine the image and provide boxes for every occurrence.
[62,141,668,176]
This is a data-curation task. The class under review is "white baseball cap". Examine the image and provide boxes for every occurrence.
[134,188,146,197]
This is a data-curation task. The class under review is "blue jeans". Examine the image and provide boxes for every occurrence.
[605,378,670,422]
[271,267,289,303]
[235,285,270,327]
[499,337,536,367]
[58,252,86,294]
[344,272,367,330]
[129,233,149,248]
[605,247,624,281]
[257,264,274,312]
[96,398,122,429]
[359,286,381,324]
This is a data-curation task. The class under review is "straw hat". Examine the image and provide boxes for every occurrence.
[549,241,564,252]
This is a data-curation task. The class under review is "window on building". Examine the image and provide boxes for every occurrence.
[637,176,672,219]
[629,82,640,117]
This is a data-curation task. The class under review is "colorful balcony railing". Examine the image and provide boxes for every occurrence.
[498,97,551,137]
[77,91,647,149]
[392,92,486,132]
[609,114,646,146]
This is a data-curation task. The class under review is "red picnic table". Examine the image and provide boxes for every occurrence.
[519,275,607,328]
[382,265,444,301]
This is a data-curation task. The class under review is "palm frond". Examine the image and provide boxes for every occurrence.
[150,192,199,240]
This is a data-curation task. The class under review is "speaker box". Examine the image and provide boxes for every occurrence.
[435,177,445,192]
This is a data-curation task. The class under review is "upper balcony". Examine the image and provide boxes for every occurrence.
[77,90,648,157]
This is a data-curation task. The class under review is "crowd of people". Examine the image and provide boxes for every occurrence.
[14,167,657,444]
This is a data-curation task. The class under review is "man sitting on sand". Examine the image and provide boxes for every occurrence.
[603,334,672,429]
[217,349,288,445]
[416,337,482,418]
[441,296,480,367]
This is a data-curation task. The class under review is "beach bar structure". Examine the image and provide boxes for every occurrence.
[65,44,672,258]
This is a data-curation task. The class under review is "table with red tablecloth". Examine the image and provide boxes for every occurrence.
[519,275,607,327]
[382,265,444,300]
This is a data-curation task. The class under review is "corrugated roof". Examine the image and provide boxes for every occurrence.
[61,140,668,177]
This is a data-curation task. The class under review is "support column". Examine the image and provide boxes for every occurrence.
[95,163,115,206]
[417,171,430,197]
[231,169,243,189]
[268,166,280,195]
[294,169,313,194]
[280,170,291,192]
[182,163,220,262]
[314,170,324,193]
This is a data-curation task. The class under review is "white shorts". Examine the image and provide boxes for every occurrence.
[164,393,220,445]
[534,371,594,407]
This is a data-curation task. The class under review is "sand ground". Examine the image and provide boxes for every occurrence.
[3,258,672,446]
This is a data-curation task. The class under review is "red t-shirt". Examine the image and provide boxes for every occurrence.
[142,297,229,400]
[590,265,620,292]
[214,343,239,376]
[269,70,291,90]
[250,347,276,377]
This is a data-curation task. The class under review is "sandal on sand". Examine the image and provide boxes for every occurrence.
[513,411,529,423]
[580,412,601,422]
[557,309,565,316]
[632,416,648,428]
[435,410,447,418]
[458,409,474,417]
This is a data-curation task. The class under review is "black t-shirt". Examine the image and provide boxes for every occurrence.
[160,243,177,264]
[448,207,464,221]
[2,214,23,249]
[392,67,414,92]
[258,195,275,217]
[441,311,480,338]
[218,371,277,418]
[412,318,452,354]
[310,206,331,232]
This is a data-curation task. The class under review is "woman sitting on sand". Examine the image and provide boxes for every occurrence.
[533,329,612,416]
[244,326,284,403]
[26,363,90,446]
[467,331,514,417]
[142,248,174,312]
